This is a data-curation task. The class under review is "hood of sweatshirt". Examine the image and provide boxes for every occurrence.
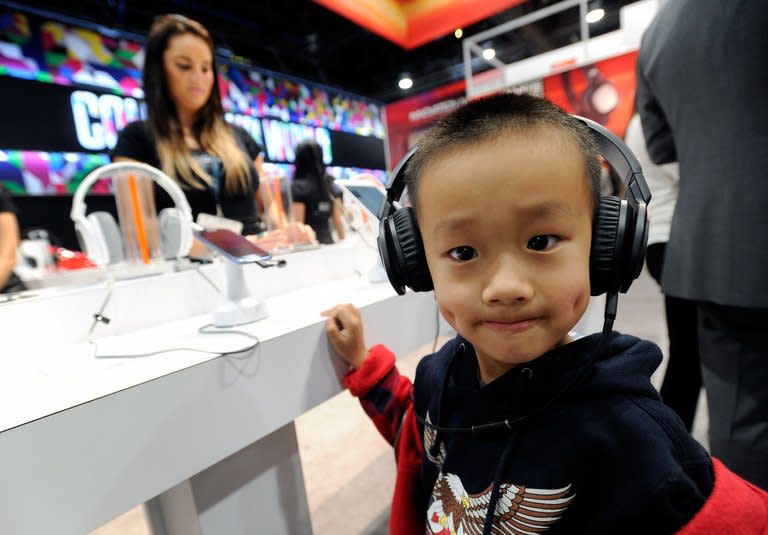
[414,332,712,534]
[424,331,662,420]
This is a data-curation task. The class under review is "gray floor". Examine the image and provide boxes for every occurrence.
[90,268,707,535]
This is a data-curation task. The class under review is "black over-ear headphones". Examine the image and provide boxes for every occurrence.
[376,115,651,298]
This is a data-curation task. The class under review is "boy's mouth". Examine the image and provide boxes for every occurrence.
[482,318,539,333]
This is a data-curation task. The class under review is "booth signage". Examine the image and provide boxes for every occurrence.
[0,76,385,170]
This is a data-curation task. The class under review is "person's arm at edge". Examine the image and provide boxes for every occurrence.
[0,211,19,289]
[331,199,346,241]
[292,202,306,224]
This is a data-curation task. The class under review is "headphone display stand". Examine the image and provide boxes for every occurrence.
[212,260,269,327]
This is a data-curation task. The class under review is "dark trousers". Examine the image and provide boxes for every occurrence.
[646,243,701,431]
[698,302,768,490]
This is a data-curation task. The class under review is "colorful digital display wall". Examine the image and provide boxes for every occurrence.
[0,10,386,195]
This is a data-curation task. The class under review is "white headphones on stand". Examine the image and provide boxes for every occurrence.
[70,161,194,266]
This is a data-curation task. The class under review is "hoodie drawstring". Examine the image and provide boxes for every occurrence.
[481,367,533,535]
[481,436,520,535]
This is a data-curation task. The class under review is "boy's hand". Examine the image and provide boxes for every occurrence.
[321,303,367,369]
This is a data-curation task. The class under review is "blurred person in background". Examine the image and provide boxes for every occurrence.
[626,113,700,432]
[111,14,311,255]
[637,0,768,488]
[291,139,345,244]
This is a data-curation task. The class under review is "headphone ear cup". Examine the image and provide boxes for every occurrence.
[391,208,433,293]
[621,201,648,292]
[377,208,433,295]
[80,212,123,266]
[378,216,406,295]
[158,208,192,259]
[75,217,103,266]
[590,196,625,296]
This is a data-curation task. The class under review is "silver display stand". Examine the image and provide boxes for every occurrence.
[212,260,270,327]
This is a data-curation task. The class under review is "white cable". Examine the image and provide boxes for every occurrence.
[91,323,260,359]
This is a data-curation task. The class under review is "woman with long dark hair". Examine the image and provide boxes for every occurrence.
[291,140,345,244]
[111,14,309,254]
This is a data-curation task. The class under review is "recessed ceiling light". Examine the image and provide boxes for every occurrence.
[482,48,496,61]
[586,8,605,23]
[398,76,413,90]
[454,28,463,39]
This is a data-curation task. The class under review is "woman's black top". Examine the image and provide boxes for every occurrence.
[292,175,339,244]
[110,121,264,235]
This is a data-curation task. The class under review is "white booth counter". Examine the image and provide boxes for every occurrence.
[0,238,447,535]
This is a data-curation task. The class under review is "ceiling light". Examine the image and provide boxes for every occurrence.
[586,8,605,23]
[398,76,413,90]
[482,48,496,61]
[454,28,463,39]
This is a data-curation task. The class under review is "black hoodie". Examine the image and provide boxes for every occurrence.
[414,332,713,535]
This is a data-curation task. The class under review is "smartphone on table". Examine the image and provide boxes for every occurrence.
[194,228,272,264]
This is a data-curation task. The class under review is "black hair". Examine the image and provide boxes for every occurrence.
[404,91,602,215]
[293,139,332,202]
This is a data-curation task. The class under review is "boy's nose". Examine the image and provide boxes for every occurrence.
[481,258,535,305]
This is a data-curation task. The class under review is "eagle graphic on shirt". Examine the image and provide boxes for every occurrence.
[427,473,575,535]
[423,414,575,534]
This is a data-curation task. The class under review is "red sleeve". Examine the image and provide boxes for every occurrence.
[390,406,427,535]
[345,345,428,534]
[344,344,414,445]
[676,457,768,534]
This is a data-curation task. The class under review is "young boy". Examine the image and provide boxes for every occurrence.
[321,93,768,534]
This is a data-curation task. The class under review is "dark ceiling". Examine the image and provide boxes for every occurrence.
[4,0,636,102]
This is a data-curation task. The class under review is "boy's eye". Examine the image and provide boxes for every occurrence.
[177,64,191,70]
[527,235,559,251]
[448,246,478,261]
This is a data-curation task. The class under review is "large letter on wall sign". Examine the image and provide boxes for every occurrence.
[71,90,105,151]
[315,128,333,164]
[98,94,126,150]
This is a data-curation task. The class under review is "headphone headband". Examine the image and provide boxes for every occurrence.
[379,145,418,219]
[380,116,651,213]
[70,161,193,227]
[574,115,651,206]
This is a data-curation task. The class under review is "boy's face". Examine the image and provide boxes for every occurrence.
[417,128,593,383]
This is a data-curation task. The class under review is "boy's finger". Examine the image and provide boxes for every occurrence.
[325,318,341,339]
[320,306,338,317]
[334,306,358,325]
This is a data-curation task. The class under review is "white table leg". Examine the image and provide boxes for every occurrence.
[147,421,312,535]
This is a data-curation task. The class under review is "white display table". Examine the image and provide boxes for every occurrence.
[0,239,446,535]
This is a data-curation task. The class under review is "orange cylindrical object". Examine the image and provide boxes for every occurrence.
[272,178,286,228]
[127,173,151,264]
